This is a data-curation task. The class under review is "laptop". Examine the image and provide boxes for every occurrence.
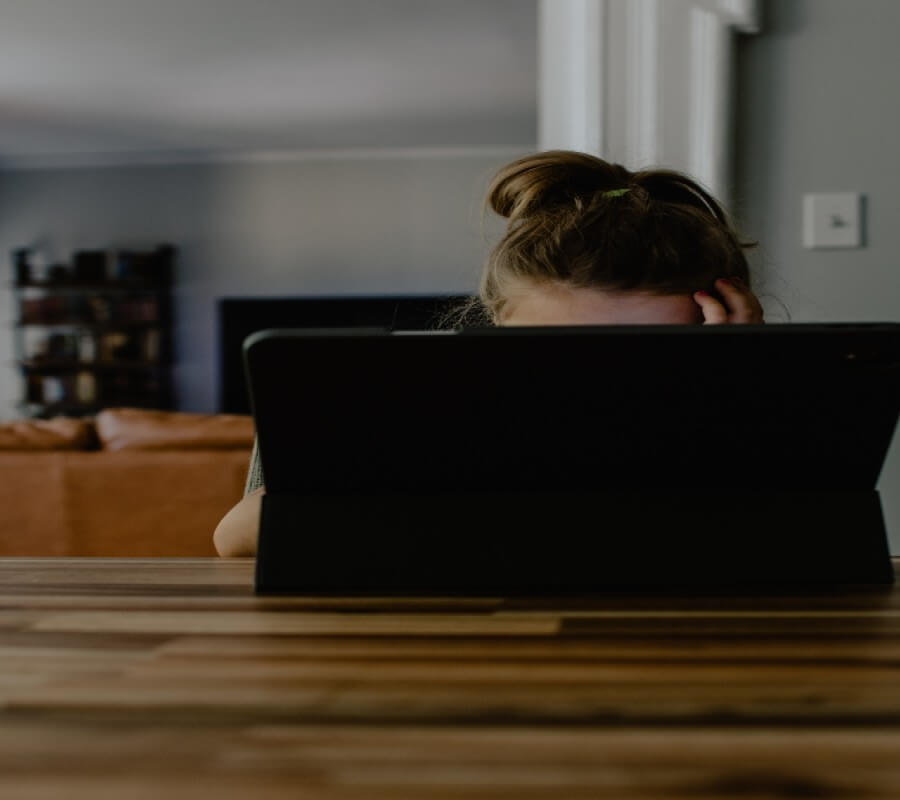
[244,323,900,595]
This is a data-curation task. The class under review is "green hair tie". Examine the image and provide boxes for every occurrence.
[603,188,631,199]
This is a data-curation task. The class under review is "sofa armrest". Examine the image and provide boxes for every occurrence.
[0,450,252,557]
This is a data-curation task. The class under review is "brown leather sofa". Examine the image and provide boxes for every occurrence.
[0,408,254,556]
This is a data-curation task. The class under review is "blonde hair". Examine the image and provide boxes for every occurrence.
[479,150,754,322]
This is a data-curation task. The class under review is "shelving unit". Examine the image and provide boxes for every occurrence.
[10,245,175,418]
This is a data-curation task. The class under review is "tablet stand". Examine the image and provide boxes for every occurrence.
[255,487,895,595]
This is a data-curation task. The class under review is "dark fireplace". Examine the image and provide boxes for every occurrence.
[218,294,471,414]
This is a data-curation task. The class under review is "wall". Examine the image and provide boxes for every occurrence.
[734,0,900,549]
[0,150,522,417]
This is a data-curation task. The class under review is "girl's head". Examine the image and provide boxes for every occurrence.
[480,150,755,325]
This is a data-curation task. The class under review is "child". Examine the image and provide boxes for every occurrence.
[213,150,763,557]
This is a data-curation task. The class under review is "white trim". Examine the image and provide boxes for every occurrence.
[581,0,607,156]
[716,0,762,33]
[538,0,608,155]
[686,0,762,203]
[537,0,761,205]
[688,7,732,200]
[625,0,661,170]
[0,145,535,172]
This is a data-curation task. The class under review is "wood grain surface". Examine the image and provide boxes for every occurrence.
[1,557,900,799]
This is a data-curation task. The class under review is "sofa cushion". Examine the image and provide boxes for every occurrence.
[0,417,95,451]
[95,407,254,452]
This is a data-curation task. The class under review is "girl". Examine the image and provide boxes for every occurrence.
[214,150,763,557]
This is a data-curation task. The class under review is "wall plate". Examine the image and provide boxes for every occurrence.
[803,192,864,249]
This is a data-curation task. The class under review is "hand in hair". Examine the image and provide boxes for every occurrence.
[693,278,764,324]
[480,151,761,324]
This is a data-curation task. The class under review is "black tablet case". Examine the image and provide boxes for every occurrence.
[245,324,900,594]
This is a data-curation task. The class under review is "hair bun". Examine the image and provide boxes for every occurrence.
[487,150,631,222]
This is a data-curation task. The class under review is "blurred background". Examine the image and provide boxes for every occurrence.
[1,0,899,414]
[1,1,899,553]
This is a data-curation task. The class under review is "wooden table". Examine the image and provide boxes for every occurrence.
[2,559,900,799]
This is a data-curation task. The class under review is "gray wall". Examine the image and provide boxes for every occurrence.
[735,0,900,550]
[0,151,520,416]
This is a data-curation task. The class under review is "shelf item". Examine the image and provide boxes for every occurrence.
[10,245,175,417]
[20,360,165,372]
[14,246,175,286]
[13,280,168,292]
[17,290,161,326]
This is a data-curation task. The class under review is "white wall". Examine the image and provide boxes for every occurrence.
[0,150,523,416]
[734,0,900,550]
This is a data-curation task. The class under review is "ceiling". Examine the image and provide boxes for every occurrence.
[0,0,538,166]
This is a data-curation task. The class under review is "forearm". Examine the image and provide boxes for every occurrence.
[213,488,263,557]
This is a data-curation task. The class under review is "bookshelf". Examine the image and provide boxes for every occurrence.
[10,245,175,418]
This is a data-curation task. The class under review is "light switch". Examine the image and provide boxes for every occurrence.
[802,193,864,249]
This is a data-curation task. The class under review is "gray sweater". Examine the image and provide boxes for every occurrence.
[244,437,264,495]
